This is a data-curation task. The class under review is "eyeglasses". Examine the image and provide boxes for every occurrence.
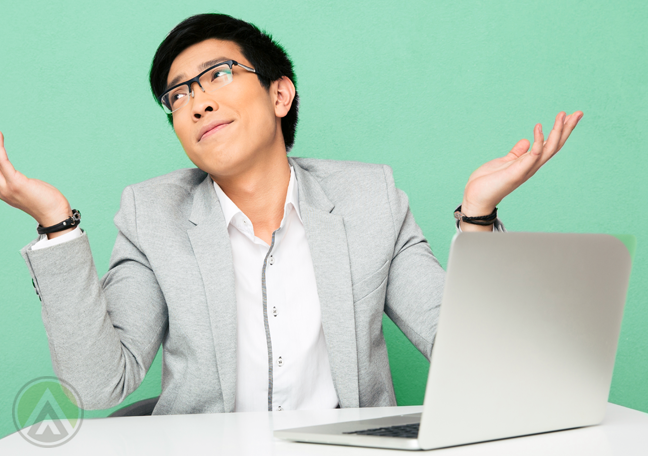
[159,59,261,114]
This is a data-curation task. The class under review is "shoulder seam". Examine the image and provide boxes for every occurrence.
[382,165,398,244]
[126,186,141,249]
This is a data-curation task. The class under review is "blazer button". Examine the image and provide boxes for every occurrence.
[272,307,278,317]
[269,255,275,265]
[277,356,283,367]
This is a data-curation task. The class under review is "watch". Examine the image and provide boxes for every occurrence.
[454,205,497,226]
[37,209,81,235]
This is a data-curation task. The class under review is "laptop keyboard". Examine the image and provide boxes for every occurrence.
[344,422,420,439]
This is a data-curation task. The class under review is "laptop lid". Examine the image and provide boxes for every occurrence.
[418,232,632,449]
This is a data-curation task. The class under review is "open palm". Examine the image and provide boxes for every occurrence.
[461,111,583,216]
[0,132,71,227]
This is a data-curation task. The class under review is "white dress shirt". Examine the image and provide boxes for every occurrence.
[212,166,338,412]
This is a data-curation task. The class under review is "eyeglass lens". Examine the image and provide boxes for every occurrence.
[162,64,234,113]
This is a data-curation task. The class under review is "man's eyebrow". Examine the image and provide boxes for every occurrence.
[165,57,230,91]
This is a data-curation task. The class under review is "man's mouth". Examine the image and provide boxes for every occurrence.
[198,121,233,142]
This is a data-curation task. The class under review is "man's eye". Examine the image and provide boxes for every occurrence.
[172,92,187,101]
[211,70,227,81]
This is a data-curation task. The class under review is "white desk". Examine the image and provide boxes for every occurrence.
[1,403,647,455]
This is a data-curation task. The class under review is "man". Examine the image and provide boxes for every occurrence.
[0,14,581,414]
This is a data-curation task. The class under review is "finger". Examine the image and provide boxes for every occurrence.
[504,124,544,180]
[563,112,574,124]
[529,123,544,157]
[539,112,566,162]
[563,111,580,125]
[504,138,530,160]
[0,131,5,161]
[0,131,10,180]
[0,132,7,190]
[556,110,583,150]
[0,131,18,182]
[544,111,582,144]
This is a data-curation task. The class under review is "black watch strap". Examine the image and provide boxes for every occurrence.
[454,205,497,226]
[37,209,81,235]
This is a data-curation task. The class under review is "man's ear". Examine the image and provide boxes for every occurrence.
[272,76,296,118]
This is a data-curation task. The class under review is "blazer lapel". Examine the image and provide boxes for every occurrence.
[187,174,238,412]
[290,158,360,408]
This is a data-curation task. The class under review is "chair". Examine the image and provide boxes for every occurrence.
[109,396,160,417]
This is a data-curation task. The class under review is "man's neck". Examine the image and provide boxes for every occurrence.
[211,153,291,245]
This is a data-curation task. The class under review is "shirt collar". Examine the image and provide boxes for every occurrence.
[284,165,302,223]
[212,179,241,228]
[212,165,301,229]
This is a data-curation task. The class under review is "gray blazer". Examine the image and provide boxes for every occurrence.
[21,158,445,413]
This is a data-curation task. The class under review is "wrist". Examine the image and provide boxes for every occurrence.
[36,206,73,228]
[459,201,495,218]
[36,209,81,239]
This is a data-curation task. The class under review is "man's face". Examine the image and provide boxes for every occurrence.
[167,39,283,178]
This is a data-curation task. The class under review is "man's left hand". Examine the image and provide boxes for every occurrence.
[459,110,583,231]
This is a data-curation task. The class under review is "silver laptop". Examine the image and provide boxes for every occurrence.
[275,232,633,451]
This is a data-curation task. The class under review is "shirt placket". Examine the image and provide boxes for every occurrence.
[260,229,277,411]
[261,213,293,412]
[267,242,291,412]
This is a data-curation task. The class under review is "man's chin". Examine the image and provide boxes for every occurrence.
[188,150,250,179]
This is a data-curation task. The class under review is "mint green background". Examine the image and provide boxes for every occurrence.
[1,0,646,441]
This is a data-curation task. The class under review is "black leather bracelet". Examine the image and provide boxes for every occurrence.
[454,205,497,226]
[37,209,81,235]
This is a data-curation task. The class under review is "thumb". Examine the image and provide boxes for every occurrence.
[504,139,531,160]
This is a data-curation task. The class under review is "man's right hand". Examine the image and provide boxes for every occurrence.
[0,131,74,239]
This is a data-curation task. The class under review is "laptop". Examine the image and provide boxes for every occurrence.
[275,232,633,451]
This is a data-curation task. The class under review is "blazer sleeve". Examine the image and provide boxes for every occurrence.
[382,165,445,360]
[21,186,168,410]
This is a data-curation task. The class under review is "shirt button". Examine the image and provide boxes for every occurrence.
[277,356,283,367]
[277,405,283,411]
[269,255,275,265]
[272,307,278,317]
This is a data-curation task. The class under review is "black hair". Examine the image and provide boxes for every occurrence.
[149,13,299,151]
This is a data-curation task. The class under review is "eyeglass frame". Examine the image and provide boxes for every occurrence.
[159,59,264,114]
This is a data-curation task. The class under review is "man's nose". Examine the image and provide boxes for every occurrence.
[190,82,218,119]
